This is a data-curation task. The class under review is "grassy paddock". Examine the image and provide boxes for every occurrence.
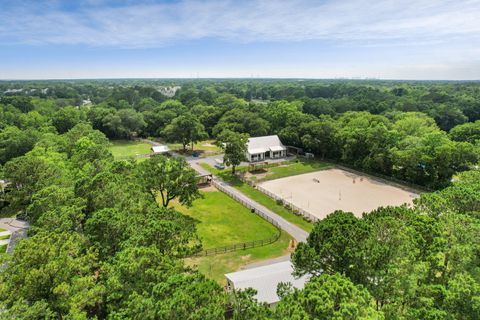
[173,190,278,248]
[174,189,292,283]
[200,163,314,232]
[167,140,221,157]
[185,231,292,284]
[109,140,152,159]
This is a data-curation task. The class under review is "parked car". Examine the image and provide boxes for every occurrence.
[214,158,225,169]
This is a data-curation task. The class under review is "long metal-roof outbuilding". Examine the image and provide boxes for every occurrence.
[225,261,310,304]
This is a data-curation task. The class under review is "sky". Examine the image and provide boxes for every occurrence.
[0,0,479,80]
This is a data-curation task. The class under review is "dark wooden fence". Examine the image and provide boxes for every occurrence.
[190,180,283,257]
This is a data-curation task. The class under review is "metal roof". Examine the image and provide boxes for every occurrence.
[247,135,285,155]
[225,261,310,304]
[151,145,169,153]
[269,145,286,152]
[248,147,269,154]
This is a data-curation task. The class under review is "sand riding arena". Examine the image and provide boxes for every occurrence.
[257,168,419,220]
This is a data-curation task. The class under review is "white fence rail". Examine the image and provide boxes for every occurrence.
[256,185,319,223]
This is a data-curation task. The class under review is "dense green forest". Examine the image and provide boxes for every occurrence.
[1,79,479,188]
[0,79,479,319]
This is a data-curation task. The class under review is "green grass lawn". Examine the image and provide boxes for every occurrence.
[173,190,279,248]
[0,228,9,253]
[109,140,152,159]
[200,163,313,232]
[167,140,221,157]
[260,159,332,181]
[186,231,292,284]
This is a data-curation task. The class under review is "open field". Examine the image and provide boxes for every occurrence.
[259,168,419,219]
[174,188,293,283]
[109,140,151,160]
[173,190,279,248]
[246,159,332,182]
[199,163,314,232]
[167,139,221,157]
[185,231,292,284]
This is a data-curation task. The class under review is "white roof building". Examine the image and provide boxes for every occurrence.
[225,261,310,304]
[151,145,170,154]
[246,135,287,162]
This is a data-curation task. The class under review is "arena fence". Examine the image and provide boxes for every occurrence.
[256,185,319,223]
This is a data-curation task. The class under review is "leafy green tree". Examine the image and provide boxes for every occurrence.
[0,96,34,113]
[19,110,50,129]
[450,120,480,143]
[361,212,421,316]
[103,246,226,319]
[212,109,270,137]
[444,273,480,320]
[0,231,104,319]
[292,211,370,283]
[137,156,201,207]
[27,185,85,232]
[102,108,146,139]
[3,149,69,215]
[0,126,41,164]
[217,130,248,174]
[430,104,468,131]
[52,106,84,133]
[230,288,271,320]
[300,115,339,159]
[192,104,223,136]
[274,274,384,320]
[162,113,208,152]
[86,106,115,133]
[261,100,303,133]
[392,112,439,138]
[85,206,199,259]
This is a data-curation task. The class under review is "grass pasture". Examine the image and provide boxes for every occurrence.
[186,231,292,284]
[109,140,152,160]
[173,190,279,248]
[174,189,293,283]
[167,140,221,157]
[199,163,314,232]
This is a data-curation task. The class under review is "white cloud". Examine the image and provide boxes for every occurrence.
[1,0,480,48]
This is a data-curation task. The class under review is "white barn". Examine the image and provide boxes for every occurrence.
[225,261,310,305]
[246,135,287,162]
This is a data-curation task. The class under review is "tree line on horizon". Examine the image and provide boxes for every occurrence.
[1,80,479,188]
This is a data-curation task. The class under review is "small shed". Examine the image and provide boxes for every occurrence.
[225,261,310,305]
[151,145,170,155]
